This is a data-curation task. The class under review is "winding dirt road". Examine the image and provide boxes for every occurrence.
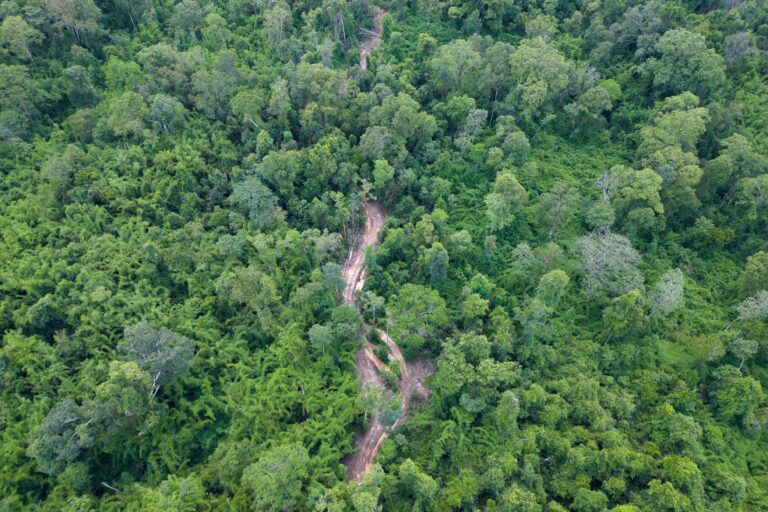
[359,7,385,71]
[343,202,429,481]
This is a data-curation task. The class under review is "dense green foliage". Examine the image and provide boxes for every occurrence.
[1,0,768,510]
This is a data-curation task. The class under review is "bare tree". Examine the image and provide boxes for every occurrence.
[649,268,684,318]
[577,230,644,297]
[735,290,768,323]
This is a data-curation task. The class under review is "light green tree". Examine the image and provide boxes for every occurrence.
[0,16,43,60]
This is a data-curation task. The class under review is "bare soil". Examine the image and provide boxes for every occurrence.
[344,202,433,481]
[359,7,385,71]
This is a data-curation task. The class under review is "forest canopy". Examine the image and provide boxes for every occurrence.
[1,0,768,510]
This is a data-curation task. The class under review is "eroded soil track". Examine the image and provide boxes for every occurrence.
[359,7,385,71]
[344,202,430,481]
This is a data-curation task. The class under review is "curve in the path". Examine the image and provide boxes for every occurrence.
[343,202,427,481]
[359,7,385,71]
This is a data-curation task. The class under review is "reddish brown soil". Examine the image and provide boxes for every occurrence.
[344,202,433,481]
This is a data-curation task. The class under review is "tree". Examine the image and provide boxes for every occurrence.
[502,129,530,165]
[267,77,292,128]
[368,93,437,152]
[63,65,96,107]
[41,143,85,204]
[576,231,644,297]
[500,485,541,512]
[661,456,703,503]
[455,108,488,153]
[170,0,203,42]
[202,12,231,51]
[322,262,345,299]
[228,176,284,229]
[359,291,385,324]
[516,297,552,344]
[428,39,482,97]
[535,270,569,309]
[360,126,397,163]
[386,284,449,354]
[114,0,149,31]
[734,290,768,323]
[480,42,513,113]
[462,293,489,325]
[104,56,149,93]
[508,38,571,124]
[649,269,684,318]
[602,290,648,340]
[427,242,449,284]
[0,64,41,139]
[737,174,768,225]
[650,405,702,455]
[701,134,768,204]
[107,91,147,138]
[571,488,608,512]
[711,365,765,423]
[645,29,726,98]
[359,381,387,421]
[564,85,613,135]
[537,183,580,237]
[585,199,616,230]
[724,32,756,67]
[118,321,195,396]
[43,0,102,45]
[231,90,264,132]
[151,474,207,510]
[241,443,310,512]
[608,0,665,58]
[637,93,709,163]
[137,43,193,96]
[94,361,154,438]
[308,324,334,355]
[601,165,663,222]
[0,16,43,60]
[641,479,692,512]
[264,4,291,51]
[525,15,558,40]
[454,332,490,365]
[372,159,395,198]
[191,64,238,120]
[257,150,301,198]
[28,399,94,475]
[724,332,758,370]
[395,459,438,510]
[322,0,349,44]
[150,94,186,133]
[736,252,768,298]
[486,171,528,232]
[216,265,280,329]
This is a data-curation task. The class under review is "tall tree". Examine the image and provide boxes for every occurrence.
[118,321,195,396]
[241,444,310,511]
[43,0,102,45]
[645,29,726,98]
[485,171,528,232]
[0,16,43,60]
[170,0,203,42]
[577,231,644,298]
[508,38,571,125]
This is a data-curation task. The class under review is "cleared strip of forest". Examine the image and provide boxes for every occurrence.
[343,202,430,481]
[359,7,385,70]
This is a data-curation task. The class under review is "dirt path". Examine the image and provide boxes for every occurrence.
[359,7,385,71]
[344,202,430,481]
